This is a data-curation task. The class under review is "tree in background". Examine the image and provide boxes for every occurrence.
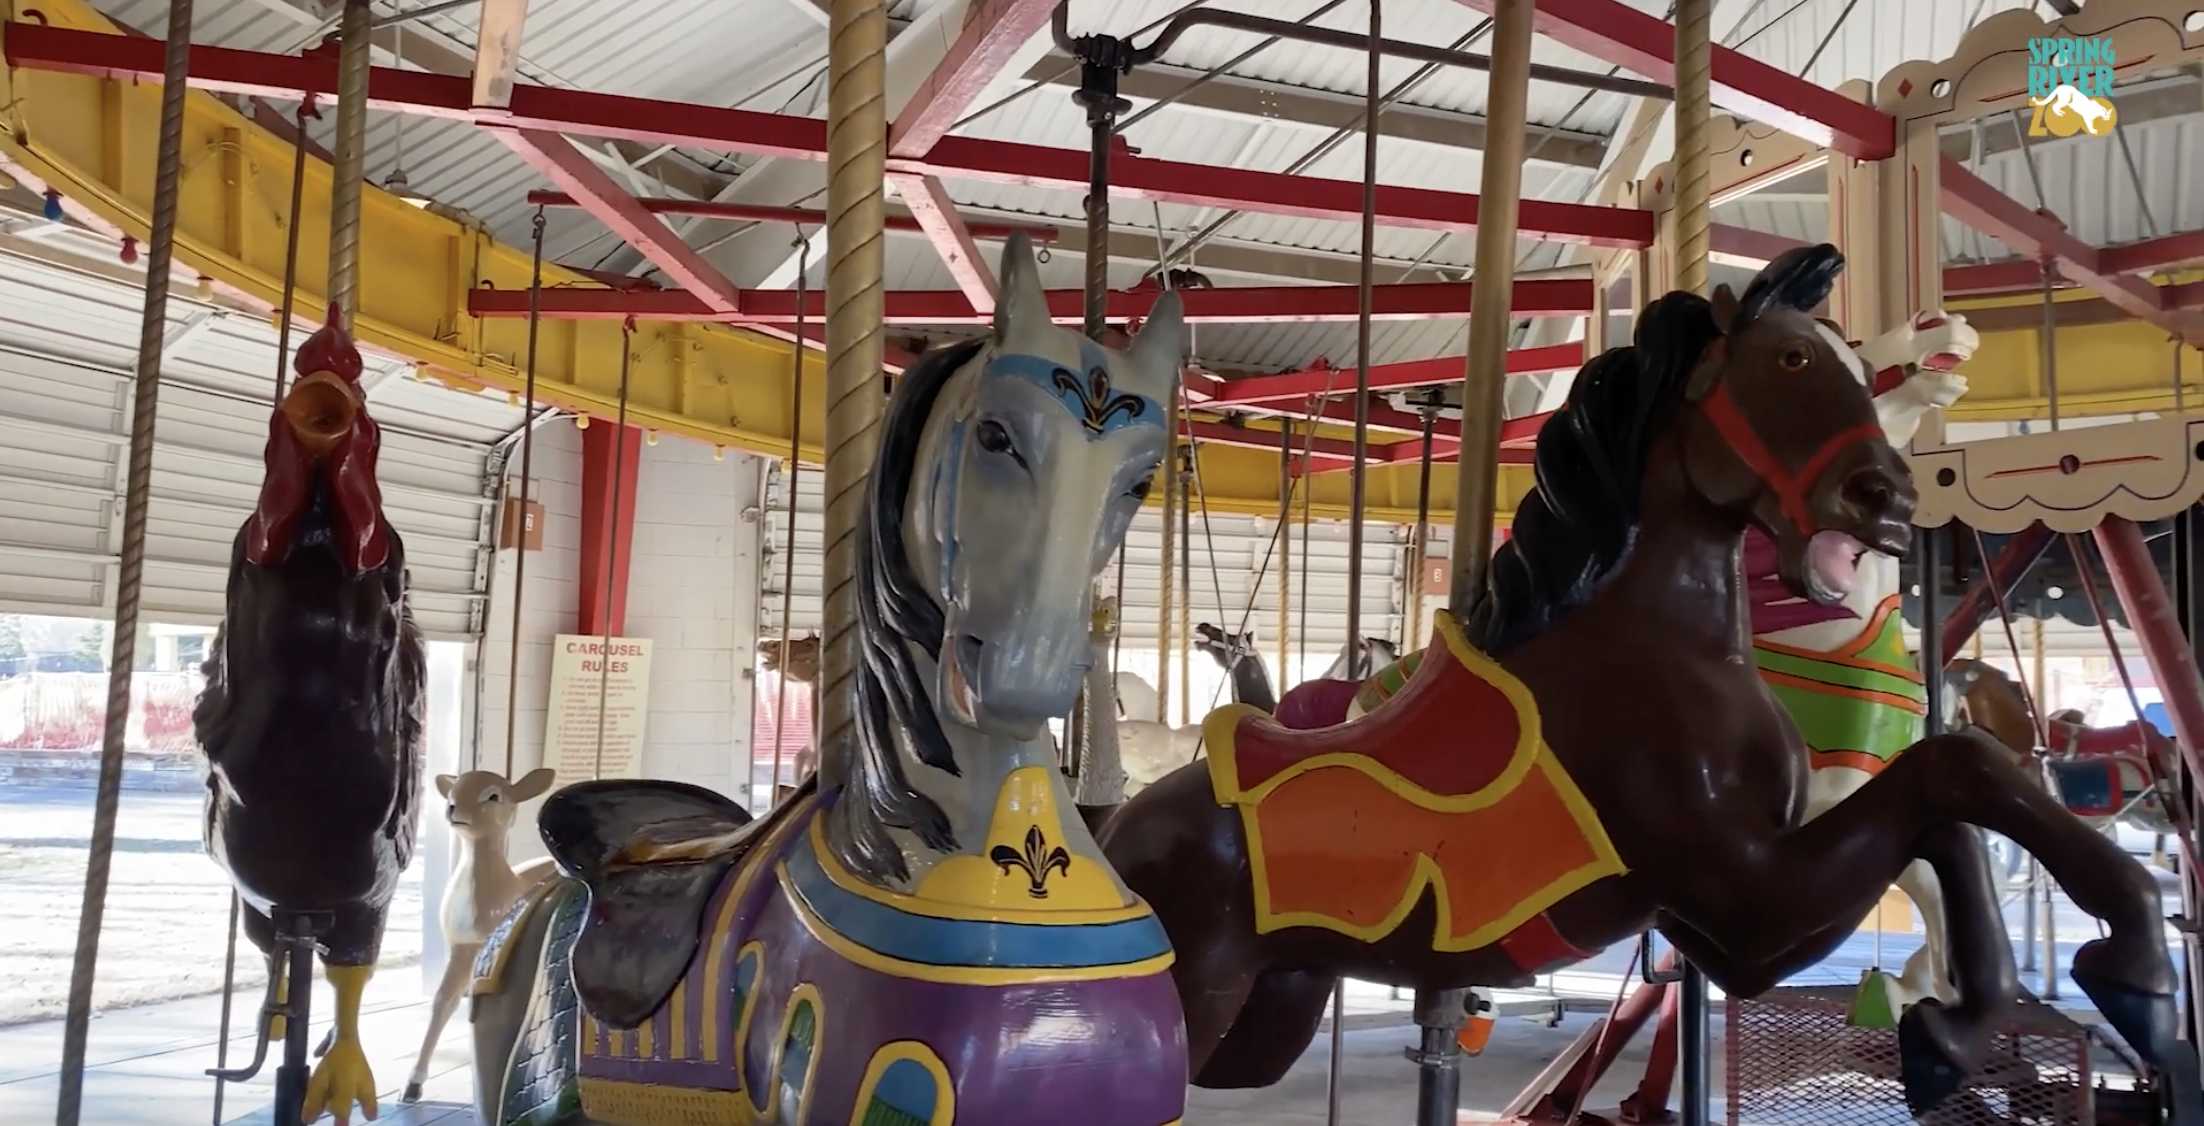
[69,623,108,673]
[0,616,25,677]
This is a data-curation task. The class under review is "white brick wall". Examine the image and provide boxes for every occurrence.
[468,427,766,863]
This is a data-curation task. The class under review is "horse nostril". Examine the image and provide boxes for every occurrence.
[1841,468,1896,514]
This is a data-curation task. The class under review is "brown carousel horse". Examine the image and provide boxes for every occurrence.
[1096,246,2197,1121]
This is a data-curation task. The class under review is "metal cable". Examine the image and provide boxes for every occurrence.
[1968,528,2048,750]
[1115,0,1355,135]
[818,0,889,785]
[593,319,636,779]
[208,892,241,1125]
[1150,19,1492,280]
[326,0,372,316]
[1331,5,1381,1110]
[769,237,810,804]
[271,99,315,405]
[55,0,195,1118]
[502,208,549,778]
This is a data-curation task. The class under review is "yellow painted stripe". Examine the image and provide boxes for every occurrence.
[670,982,688,1060]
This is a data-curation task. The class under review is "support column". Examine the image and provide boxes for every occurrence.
[580,423,644,637]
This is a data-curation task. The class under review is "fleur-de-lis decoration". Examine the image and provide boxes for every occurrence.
[989,825,1072,898]
[1051,365,1146,435]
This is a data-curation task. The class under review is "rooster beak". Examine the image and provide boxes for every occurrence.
[281,371,360,457]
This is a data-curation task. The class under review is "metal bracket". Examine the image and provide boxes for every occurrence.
[1641,931,1684,983]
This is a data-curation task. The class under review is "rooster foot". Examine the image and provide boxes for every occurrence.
[301,1034,378,1125]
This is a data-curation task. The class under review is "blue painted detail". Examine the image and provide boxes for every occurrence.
[778,999,817,1123]
[984,351,1161,437]
[783,842,1171,969]
[2050,758,2120,815]
[875,1058,940,1120]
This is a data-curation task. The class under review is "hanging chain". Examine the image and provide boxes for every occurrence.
[502,207,548,778]
[593,317,636,780]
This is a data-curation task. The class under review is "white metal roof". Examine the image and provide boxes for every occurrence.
[0,207,520,638]
[73,0,2204,384]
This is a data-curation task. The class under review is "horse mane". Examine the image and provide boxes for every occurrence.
[1466,291,1723,657]
[827,337,989,885]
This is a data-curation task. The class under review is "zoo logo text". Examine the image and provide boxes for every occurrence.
[2026,36,2117,137]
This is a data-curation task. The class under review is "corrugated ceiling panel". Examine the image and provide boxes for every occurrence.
[0,251,511,638]
[1725,0,2039,96]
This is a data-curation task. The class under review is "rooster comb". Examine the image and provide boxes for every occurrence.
[293,304,364,385]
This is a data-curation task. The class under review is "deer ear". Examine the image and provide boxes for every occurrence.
[512,767,557,802]
[435,773,457,799]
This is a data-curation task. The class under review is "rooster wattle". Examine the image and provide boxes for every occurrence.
[194,306,425,1126]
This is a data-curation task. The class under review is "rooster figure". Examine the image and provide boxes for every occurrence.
[195,306,425,1126]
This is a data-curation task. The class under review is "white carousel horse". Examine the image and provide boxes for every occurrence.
[466,233,1190,1125]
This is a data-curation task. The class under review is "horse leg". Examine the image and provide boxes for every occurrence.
[1892,858,1957,1007]
[1193,967,1338,1088]
[471,901,554,1125]
[405,942,475,1102]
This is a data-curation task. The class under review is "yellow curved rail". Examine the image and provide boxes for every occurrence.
[0,0,2191,527]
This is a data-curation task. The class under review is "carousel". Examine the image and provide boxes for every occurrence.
[7,0,2201,1125]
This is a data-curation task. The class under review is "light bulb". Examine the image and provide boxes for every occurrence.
[645,430,658,446]
[507,390,521,408]
[412,363,429,381]
[713,445,725,461]
[195,275,214,301]
[575,415,591,430]
[2046,585,2065,600]
[42,190,64,221]
[118,237,139,266]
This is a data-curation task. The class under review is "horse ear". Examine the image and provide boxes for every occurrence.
[1126,291,1187,396]
[1710,284,1743,334]
[993,231,1049,340]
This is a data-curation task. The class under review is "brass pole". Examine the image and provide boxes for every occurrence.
[1278,423,1293,679]
[1445,0,1533,612]
[326,0,373,315]
[817,0,888,785]
[1157,395,1177,725]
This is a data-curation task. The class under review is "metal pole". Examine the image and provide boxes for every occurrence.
[1673,3,1714,1123]
[326,0,372,316]
[1408,405,1438,650]
[502,210,548,778]
[817,0,888,788]
[2041,267,2060,431]
[1159,395,1177,723]
[1444,0,1533,611]
[768,237,809,808]
[1278,423,1294,680]
[55,0,195,1120]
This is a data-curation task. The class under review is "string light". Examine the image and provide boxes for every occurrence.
[195,275,215,301]
[574,415,591,430]
[507,391,521,408]
[644,430,659,446]
[118,237,139,266]
[42,190,64,222]
[713,445,725,462]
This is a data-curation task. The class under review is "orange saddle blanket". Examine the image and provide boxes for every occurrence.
[1204,611,1627,956]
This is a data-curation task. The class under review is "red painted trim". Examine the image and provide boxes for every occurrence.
[465,279,1596,324]
[496,128,741,313]
[1709,223,1809,267]
[0,23,1654,249]
[1939,157,2204,342]
[887,0,1059,159]
[1212,346,1585,406]
[579,423,644,637]
[1447,0,1894,159]
[890,172,998,313]
[525,191,1059,242]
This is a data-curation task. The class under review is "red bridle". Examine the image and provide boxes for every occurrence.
[1695,380,1885,537]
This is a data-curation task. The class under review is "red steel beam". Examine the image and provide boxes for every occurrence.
[579,422,643,635]
[0,23,1655,248]
[497,129,742,312]
[1304,411,1552,474]
[1938,157,2201,341]
[1211,345,1586,406]
[524,191,1060,243]
[892,172,998,313]
[1187,420,1357,463]
[1947,230,2204,295]
[465,278,1596,324]
[1448,0,1893,159]
[888,0,1060,158]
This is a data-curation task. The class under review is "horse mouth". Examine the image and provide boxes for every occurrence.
[1802,530,1875,605]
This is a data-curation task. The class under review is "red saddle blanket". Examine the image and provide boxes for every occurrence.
[1205,612,1627,959]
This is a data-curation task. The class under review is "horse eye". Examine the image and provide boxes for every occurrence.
[1129,477,1153,500]
[1780,347,1809,372]
[976,419,1013,454]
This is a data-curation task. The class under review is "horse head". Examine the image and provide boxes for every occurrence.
[1678,244,1918,608]
[1194,622,1256,670]
[840,231,1184,879]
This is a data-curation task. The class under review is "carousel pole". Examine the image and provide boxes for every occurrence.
[1331,5,1382,1121]
[1426,0,1532,1121]
[1670,1,1715,1121]
[815,0,888,791]
[55,0,195,1120]
[1279,424,1294,681]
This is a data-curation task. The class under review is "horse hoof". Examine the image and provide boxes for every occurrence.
[1896,1002,1968,1115]
[2069,964,2204,1125]
[401,1081,423,1104]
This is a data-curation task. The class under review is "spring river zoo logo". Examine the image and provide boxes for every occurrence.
[2026,36,2118,137]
